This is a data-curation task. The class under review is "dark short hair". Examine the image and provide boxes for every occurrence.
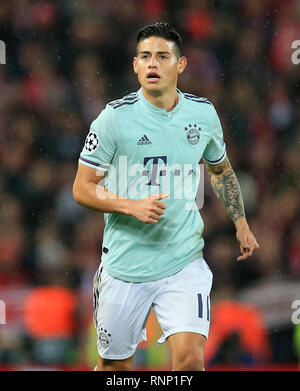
[136,22,182,59]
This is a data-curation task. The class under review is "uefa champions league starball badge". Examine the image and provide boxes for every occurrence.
[185,124,201,145]
[84,131,99,153]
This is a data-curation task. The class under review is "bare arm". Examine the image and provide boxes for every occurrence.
[204,156,246,227]
[73,163,130,214]
[72,163,168,224]
[204,156,259,260]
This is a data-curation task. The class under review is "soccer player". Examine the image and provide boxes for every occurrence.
[72,22,259,371]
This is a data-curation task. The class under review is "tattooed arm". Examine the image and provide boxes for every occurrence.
[204,156,259,260]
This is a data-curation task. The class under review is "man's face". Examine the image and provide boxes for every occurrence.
[133,36,186,94]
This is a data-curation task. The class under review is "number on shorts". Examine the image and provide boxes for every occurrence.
[197,293,210,321]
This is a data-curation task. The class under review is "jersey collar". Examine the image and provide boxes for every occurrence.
[137,87,184,116]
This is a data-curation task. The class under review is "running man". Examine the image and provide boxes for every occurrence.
[73,22,259,371]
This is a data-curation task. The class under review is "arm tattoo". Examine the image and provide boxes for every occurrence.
[204,157,245,223]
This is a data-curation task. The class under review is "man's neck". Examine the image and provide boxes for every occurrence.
[141,87,179,112]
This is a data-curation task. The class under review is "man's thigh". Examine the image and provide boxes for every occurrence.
[93,267,159,360]
[153,258,213,345]
[167,331,207,366]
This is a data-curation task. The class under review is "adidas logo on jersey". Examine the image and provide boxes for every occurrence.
[137,135,152,145]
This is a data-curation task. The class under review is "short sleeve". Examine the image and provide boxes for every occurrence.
[202,107,226,165]
[79,105,117,172]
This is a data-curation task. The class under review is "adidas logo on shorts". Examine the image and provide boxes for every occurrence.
[137,134,152,145]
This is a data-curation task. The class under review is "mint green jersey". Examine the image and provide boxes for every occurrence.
[79,88,226,282]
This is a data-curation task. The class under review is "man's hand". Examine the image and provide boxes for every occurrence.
[127,193,169,224]
[236,226,259,261]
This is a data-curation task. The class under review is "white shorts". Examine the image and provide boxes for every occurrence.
[93,257,213,360]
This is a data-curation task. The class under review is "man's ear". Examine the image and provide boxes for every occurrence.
[178,56,187,75]
[133,57,138,74]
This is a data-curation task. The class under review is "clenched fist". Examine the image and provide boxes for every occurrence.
[127,193,169,224]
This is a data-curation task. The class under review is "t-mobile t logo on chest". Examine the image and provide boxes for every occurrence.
[143,156,167,186]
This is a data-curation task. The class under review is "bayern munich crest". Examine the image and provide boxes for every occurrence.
[98,327,112,347]
[84,131,99,153]
[185,124,201,145]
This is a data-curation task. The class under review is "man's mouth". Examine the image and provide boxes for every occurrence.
[146,72,160,83]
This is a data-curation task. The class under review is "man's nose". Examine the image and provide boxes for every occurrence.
[148,55,158,67]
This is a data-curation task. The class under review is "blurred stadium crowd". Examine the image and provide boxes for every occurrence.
[0,0,299,370]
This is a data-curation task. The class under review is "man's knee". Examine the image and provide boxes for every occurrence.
[96,356,133,371]
[178,353,204,371]
[168,332,206,371]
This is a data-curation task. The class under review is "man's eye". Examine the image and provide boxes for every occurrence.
[160,56,167,59]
